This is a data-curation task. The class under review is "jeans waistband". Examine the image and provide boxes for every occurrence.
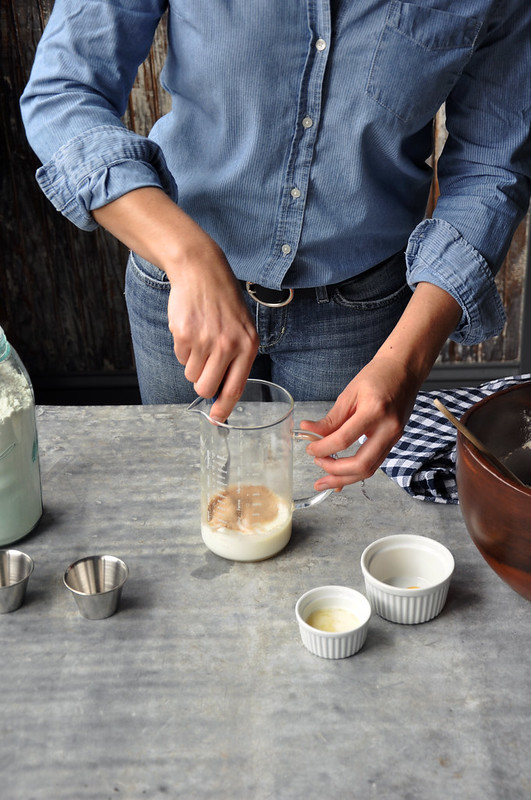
[240,249,405,306]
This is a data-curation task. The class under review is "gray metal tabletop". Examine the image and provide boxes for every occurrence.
[1,404,529,800]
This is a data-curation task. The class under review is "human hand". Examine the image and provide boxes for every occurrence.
[92,188,259,421]
[300,355,420,491]
[300,277,463,491]
[167,239,259,422]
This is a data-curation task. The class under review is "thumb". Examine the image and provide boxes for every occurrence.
[299,395,358,457]
[299,416,332,437]
[299,406,345,439]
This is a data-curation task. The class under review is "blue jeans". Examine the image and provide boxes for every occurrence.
[125,251,412,403]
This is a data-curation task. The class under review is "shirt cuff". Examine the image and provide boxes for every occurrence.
[405,218,506,345]
[35,125,178,231]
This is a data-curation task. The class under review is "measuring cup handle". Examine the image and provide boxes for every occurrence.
[292,429,336,510]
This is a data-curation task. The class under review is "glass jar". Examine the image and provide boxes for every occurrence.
[0,327,42,544]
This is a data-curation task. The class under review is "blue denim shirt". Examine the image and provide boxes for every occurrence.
[20,0,531,345]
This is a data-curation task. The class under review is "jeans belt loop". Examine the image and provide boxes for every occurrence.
[315,285,330,303]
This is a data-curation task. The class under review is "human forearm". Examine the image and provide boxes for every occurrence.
[93,187,259,419]
[302,281,462,489]
[92,187,228,281]
[373,281,462,386]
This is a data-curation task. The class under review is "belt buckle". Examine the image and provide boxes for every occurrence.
[246,282,294,308]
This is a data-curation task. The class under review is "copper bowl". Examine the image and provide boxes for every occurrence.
[456,381,531,601]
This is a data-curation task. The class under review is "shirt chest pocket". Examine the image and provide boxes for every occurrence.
[366,1,482,123]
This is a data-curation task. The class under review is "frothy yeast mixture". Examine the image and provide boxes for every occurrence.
[202,484,292,561]
[208,484,282,534]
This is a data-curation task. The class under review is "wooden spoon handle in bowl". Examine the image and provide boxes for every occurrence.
[433,398,527,488]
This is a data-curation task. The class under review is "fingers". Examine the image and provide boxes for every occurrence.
[301,404,365,460]
[168,272,259,417]
[189,313,258,415]
[300,414,381,491]
[300,362,416,489]
[208,349,258,422]
[304,419,362,459]
[300,410,363,458]
[312,430,401,491]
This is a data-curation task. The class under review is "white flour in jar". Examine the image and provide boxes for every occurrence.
[0,360,42,543]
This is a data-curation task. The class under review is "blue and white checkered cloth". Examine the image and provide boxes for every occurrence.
[381,374,531,504]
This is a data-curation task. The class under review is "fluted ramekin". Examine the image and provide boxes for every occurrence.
[295,585,371,659]
[360,534,454,624]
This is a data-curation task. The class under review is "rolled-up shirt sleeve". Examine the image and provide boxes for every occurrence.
[34,126,177,231]
[20,0,172,230]
[406,218,506,345]
[406,2,530,346]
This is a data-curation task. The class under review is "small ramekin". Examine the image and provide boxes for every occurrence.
[360,534,454,624]
[295,585,371,659]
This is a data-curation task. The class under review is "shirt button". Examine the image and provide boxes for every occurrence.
[302,116,313,129]
[290,187,301,199]
[281,244,292,255]
[315,38,327,51]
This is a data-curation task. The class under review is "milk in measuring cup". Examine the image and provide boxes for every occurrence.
[201,483,292,561]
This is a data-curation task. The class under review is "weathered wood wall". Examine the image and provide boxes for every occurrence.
[1,0,142,398]
[1,2,528,403]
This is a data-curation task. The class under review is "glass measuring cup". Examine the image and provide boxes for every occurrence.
[187,379,334,561]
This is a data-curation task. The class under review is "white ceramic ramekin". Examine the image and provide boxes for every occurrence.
[295,585,371,659]
[360,534,454,624]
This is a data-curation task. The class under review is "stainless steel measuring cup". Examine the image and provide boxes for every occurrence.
[0,549,34,613]
[63,555,129,619]
[187,379,334,561]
